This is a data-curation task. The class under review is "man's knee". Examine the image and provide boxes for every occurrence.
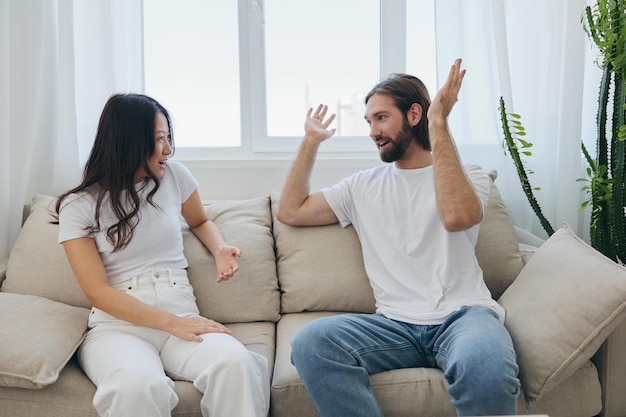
[291,318,331,366]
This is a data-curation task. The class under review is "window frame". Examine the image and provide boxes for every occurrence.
[163,0,413,160]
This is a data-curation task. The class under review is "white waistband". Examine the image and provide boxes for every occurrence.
[114,269,189,290]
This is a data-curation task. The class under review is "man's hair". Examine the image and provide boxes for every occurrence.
[365,74,432,151]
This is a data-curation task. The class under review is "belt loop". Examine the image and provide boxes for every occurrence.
[127,276,138,292]
[167,269,176,286]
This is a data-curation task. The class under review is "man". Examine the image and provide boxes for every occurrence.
[276,59,520,417]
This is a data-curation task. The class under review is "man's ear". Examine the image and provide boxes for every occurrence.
[407,103,423,127]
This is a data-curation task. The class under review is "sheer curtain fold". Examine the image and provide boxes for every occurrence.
[435,0,591,240]
[0,0,142,260]
[0,0,601,260]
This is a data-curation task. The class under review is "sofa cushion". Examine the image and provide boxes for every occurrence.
[498,223,626,406]
[271,193,376,314]
[270,311,602,417]
[3,194,280,323]
[2,195,90,308]
[271,172,524,313]
[476,170,527,299]
[184,196,280,323]
[271,312,456,417]
[0,293,89,389]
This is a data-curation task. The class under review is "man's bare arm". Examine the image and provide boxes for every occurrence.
[276,105,339,226]
[428,59,483,231]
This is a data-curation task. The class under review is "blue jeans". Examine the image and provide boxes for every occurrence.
[291,306,520,417]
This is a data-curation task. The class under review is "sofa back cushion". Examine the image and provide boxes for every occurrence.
[2,194,90,308]
[272,192,376,314]
[184,196,280,323]
[2,194,281,323]
[475,171,527,299]
[272,171,525,314]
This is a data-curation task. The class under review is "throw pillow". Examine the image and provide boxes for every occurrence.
[498,223,626,406]
[0,293,90,389]
[184,196,281,323]
[2,194,90,308]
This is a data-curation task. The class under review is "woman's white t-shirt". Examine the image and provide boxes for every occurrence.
[58,161,198,286]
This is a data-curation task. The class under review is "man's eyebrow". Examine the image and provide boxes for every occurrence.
[364,110,386,121]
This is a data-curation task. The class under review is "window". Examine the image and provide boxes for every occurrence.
[143,0,241,148]
[143,0,436,159]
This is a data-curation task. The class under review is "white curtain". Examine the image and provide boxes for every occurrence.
[435,0,596,241]
[0,0,143,259]
[0,0,603,260]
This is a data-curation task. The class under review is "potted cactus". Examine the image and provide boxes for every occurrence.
[500,0,626,264]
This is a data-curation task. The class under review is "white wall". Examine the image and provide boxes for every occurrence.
[181,157,384,201]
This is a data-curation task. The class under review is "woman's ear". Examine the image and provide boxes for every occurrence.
[407,103,423,127]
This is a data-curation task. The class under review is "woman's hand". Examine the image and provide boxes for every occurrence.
[170,315,232,342]
[215,244,242,282]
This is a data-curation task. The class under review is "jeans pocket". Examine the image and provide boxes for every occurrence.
[88,307,119,328]
[156,282,200,317]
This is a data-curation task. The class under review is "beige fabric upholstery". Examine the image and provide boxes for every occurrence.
[3,195,90,308]
[4,194,281,323]
[271,173,525,312]
[0,258,7,287]
[0,321,275,417]
[499,223,626,406]
[270,312,602,417]
[475,171,527,299]
[594,318,626,417]
[0,293,89,389]
[271,193,376,314]
[0,187,614,417]
[184,196,280,323]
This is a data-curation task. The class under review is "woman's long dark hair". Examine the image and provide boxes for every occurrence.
[56,93,174,251]
[365,74,432,151]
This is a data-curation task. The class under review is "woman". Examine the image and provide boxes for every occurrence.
[56,93,269,417]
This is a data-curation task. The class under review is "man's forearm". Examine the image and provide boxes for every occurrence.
[276,137,320,222]
[429,118,482,231]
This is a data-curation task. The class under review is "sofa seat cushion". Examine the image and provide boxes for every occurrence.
[0,359,98,417]
[499,223,626,406]
[0,293,89,389]
[0,359,199,417]
[185,196,280,323]
[229,321,277,381]
[271,312,601,417]
[0,321,275,417]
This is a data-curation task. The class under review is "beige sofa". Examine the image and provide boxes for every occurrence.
[2,172,626,417]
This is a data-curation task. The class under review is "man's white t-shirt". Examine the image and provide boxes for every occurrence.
[321,163,504,325]
[58,161,198,286]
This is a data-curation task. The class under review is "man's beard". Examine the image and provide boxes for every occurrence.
[378,119,415,163]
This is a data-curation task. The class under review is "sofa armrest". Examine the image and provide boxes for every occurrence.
[593,317,626,417]
[513,226,545,251]
[0,257,7,287]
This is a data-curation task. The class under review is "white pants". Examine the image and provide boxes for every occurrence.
[78,269,270,417]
